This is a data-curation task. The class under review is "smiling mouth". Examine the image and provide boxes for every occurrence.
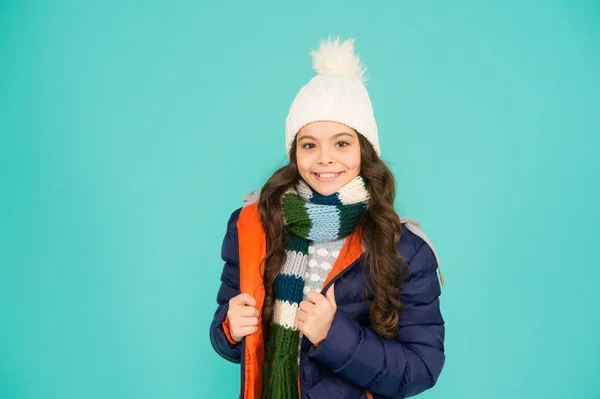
[313,172,343,182]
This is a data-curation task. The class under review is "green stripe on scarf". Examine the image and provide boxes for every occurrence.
[282,192,312,238]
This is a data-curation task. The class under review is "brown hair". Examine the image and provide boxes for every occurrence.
[258,133,408,339]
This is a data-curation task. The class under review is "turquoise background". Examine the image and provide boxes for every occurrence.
[1,0,599,398]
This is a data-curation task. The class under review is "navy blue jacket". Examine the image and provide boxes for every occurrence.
[210,207,445,398]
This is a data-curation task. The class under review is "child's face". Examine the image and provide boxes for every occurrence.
[295,121,361,196]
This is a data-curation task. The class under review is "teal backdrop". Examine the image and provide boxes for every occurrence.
[1,1,599,398]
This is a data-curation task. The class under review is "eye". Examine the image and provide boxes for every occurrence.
[336,141,350,147]
[302,143,316,149]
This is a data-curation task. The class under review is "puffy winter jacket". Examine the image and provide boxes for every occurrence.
[209,201,445,399]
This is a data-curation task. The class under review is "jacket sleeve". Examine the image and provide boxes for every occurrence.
[307,241,445,398]
[209,208,243,363]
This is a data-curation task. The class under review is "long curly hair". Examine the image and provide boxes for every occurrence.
[257,133,408,339]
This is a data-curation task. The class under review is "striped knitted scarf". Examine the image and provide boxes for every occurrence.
[261,175,370,399]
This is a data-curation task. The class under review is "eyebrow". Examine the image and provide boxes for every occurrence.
[298,132,355,141]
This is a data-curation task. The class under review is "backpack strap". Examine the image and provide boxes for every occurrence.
[243,190,261,206]
[401,217,445,287]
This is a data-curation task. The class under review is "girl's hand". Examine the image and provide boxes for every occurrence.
[227,293,260,343]
[297,284,337,344]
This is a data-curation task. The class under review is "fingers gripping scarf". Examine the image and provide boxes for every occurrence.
[261,175,370,399]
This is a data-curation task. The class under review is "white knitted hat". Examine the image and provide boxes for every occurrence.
[285,37,380,157]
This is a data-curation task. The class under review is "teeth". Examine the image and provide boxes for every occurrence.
[317,173,339,179]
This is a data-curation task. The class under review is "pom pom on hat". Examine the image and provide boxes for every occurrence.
[310,37,367,83]
[285,37,380,157]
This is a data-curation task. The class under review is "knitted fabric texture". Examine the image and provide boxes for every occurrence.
[296,237,347,365]
[261,175,370,399]
[304,239,346,297]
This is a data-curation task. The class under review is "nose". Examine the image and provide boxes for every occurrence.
[317,148,334,165]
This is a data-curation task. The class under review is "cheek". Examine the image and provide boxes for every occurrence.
[344,148,362,171]
[296,152,313,175]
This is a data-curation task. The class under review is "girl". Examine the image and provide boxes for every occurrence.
[209,37,445,399]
